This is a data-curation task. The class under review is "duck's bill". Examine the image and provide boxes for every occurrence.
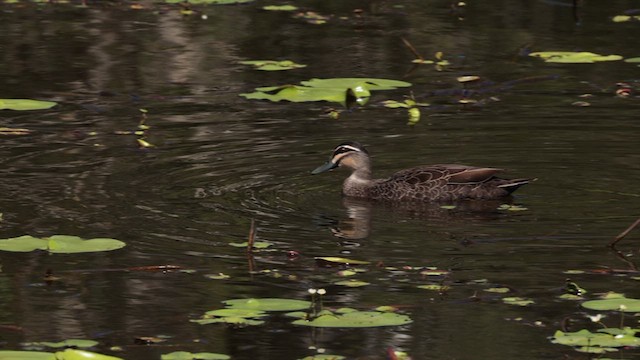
[311,161,338,174]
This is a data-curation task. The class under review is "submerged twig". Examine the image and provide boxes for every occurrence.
[609,216,640,248]
[247,218,256,253]
[401,37,424,61]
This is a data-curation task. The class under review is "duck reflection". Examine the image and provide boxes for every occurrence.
[327,196,517,240]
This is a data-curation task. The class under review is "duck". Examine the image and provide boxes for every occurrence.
[311,141,534,202]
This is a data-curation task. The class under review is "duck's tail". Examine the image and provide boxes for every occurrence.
[497,178,537,194]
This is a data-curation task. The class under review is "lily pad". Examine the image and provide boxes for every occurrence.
[334,279,370,287]
[0,351,55,360]
[228,241,272,249]
[529,51,623,63]
[581,297,640,312]
[165,0,254,4]
[0,99,57,111]
[239,60,306,71]
[502,297,534,306]
[612,15,640,22]
[204,308,267,318]
[263,5,298,11]
[551,328,640,348]
[300,356,345,360]
[240,78,411,106]
[0,235,125,253]
[162,352,230,360]
[417,284,450,291]
[292,310,412,328]
[23,340,98,349]
[223,298,311,311]
[315,257,370,265]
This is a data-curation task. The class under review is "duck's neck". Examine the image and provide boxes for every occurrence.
[342,168,372,197]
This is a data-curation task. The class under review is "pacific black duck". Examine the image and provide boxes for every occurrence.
[311,141,534,202]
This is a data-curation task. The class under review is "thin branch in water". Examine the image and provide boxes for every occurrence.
[401,37,424,61]
[247,218,256,253]
[609,216,640,248]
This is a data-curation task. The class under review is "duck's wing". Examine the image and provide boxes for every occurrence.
[388,164,502,185]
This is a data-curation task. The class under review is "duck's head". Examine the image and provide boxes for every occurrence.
[311,141,370,174]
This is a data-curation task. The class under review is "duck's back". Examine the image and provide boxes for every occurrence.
[366,164,528,201]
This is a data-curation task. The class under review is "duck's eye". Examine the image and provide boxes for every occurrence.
[333,145,360,156]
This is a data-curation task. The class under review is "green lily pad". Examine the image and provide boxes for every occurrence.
[165,0,254,4]
[191,317,265,326]
[292,310,412,328]
[0,351,55,360]
[502,297,534,306]
[315,257,370,265]
[529,51,623,63]
[0,235,125,253]
[581,297,640,312]
[239,60,306,71]
[263,5,298,11]
[417,284,450,291]
[204,273,230,280]
[551,328,640,348]
[162,352,230,360]
[624,57,640,63]
[612,15,640,22]
[223,298,311,311]
[204,308,267,318]
[228,241,272,249]
[24,340,98,349]
[240,78,411,106]
[484,287,511,293]
[0,99,57,111]
[55,349,123,360]
[334,279,370,287]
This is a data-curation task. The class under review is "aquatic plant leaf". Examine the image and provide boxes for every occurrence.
[0,351,55,359]
[529,51,623,63]
[0,127,32,135]
[162,352,230,360]
[191,317,265,325]
[0,99,57,111]
[55,349,123,360]
[502,297,534,306]
[334,279,370,287]
[223,298,311,311]
[0,235,125,253]
[263,5,297,11]
[612,15,640,22]
[292,310,412,328]
[484,287,510,293]
[239,60,306,71]
[581,297,640,312]
[300,356,346,360]
[204,308,267,318]
[551,328,640,348]
[240,78,411,106]
[315,257,370,265]
[204,273,230,280]
[417,284,450,291]
[165,0,254,4]
[26,340,98,349]
[228,241,272,248]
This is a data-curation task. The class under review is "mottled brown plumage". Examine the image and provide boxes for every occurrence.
[312,141,534,202]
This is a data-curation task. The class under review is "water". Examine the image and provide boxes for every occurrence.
[1,1,640,359]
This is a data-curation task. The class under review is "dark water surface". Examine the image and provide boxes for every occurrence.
[1,1,640,359]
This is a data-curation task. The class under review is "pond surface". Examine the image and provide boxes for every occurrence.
[1,1,640,359]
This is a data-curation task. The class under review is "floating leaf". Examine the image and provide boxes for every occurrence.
[300,356,345,360]
[315,257,370,265]
[239,60,306,71]
[0,127,32,135]
[263,5,297,11]
[165,0,254,4]
[24,340,98,349]
[205,308,267,318]
[223,298,311,311]
[0,99,57,111]
[503,297,534,306]
[497,204,528,211]
[529,51,623,63]
[334,279,370,287]
[0,351,55,360]
[581,297,640,312]
[204,273,230,280]
[293,11,330,24]
[292,310,412,328]
[0,235,125,253]
[420,268,450,276]
[551,328,640,348]
[417,284,450,291]
[162,352,230,360]
[240,78,411,106]
[624,57,640,63]
[612,15,640,22]
[228,241,272,249]
[484,287,510,293]
[191,317,264,326]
